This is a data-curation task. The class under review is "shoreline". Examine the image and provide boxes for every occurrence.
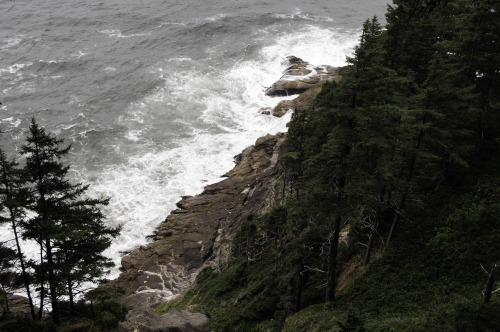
[109,56,343,331]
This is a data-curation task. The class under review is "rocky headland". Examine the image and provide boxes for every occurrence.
[112,56,344,331]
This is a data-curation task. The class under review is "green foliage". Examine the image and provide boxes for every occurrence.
[160,0,500,330]
[83,286,127,329]
[0,244,18,314]
[0,119,122,326]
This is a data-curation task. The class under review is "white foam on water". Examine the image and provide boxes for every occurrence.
[97,29,152,38]
[82,24,362,279]
[261,25,359,67]
[203,13,228,22]
[0,117,22,127]
[0,62,33,75]
[124,129,143,142]
[74,50,89,58]
[156,22,188,28]
[0,24,362,282]
[39,60,59,64]
[0,37,23,50]
[272,11,335,22]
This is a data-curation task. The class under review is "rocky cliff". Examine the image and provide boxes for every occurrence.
[111,57,343,331]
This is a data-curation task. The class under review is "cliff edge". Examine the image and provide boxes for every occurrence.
[110,57,342,331]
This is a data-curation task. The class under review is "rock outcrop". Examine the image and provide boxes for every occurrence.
[111,56,344,331]
[271,87,322,117]
[265,56,343,97]
[110,134,286,330]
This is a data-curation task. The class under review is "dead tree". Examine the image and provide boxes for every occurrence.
[482,261,500,304]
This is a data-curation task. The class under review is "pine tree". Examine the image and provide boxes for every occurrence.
[20,118,119,324]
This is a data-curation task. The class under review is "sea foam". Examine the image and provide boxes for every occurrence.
[89,24,359,278]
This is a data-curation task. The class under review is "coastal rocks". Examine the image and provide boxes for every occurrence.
[265,56,343,97]
[271,87,322,117]
[110,133,286,317]
[110,56,336,330]
[121,308,209,332]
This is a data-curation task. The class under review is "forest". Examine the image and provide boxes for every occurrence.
[157,0,500,331]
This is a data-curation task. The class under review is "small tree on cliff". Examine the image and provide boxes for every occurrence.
[20,118,120,323]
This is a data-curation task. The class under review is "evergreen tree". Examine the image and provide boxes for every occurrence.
[20,118,119,324]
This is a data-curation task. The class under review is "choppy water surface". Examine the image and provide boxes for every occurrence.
[0,0,388,278]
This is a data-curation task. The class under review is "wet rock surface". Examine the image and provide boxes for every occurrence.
[265,56,344,97]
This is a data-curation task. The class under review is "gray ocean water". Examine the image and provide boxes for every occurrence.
[0,0,388,278]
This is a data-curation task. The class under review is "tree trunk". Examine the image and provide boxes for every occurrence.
[363,223,377,266]
[295,268,309,312]
[483,262,499,304]
[1,285,9,315]
[282,169,287,205]
[1,168,36,320]
[9,211,36,320]
[326,215,341,302]
[36,239,45,320]
[386,193,407,247]
[68,279,74,313]
[364,188,386,265]
[46,240,60,324]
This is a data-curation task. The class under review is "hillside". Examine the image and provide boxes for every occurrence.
[156,1,500,331]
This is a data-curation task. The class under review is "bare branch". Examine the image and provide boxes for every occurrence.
[481,263,490,275]
[357,241,368,248]
[301,265,326,275]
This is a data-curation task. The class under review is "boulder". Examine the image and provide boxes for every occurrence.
[265,56,343,97]
[271,87,322,117]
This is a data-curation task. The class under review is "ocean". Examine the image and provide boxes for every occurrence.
[0,0,389,279]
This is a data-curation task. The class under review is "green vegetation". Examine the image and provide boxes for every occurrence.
[0,285,126,331]
[0,119,125,330]
[157,0,500,330]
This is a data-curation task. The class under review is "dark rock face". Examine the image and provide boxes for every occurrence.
[109,133,286,314]
[265,56,343,97]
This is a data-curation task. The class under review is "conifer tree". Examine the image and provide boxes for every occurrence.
[20,118,119,324]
